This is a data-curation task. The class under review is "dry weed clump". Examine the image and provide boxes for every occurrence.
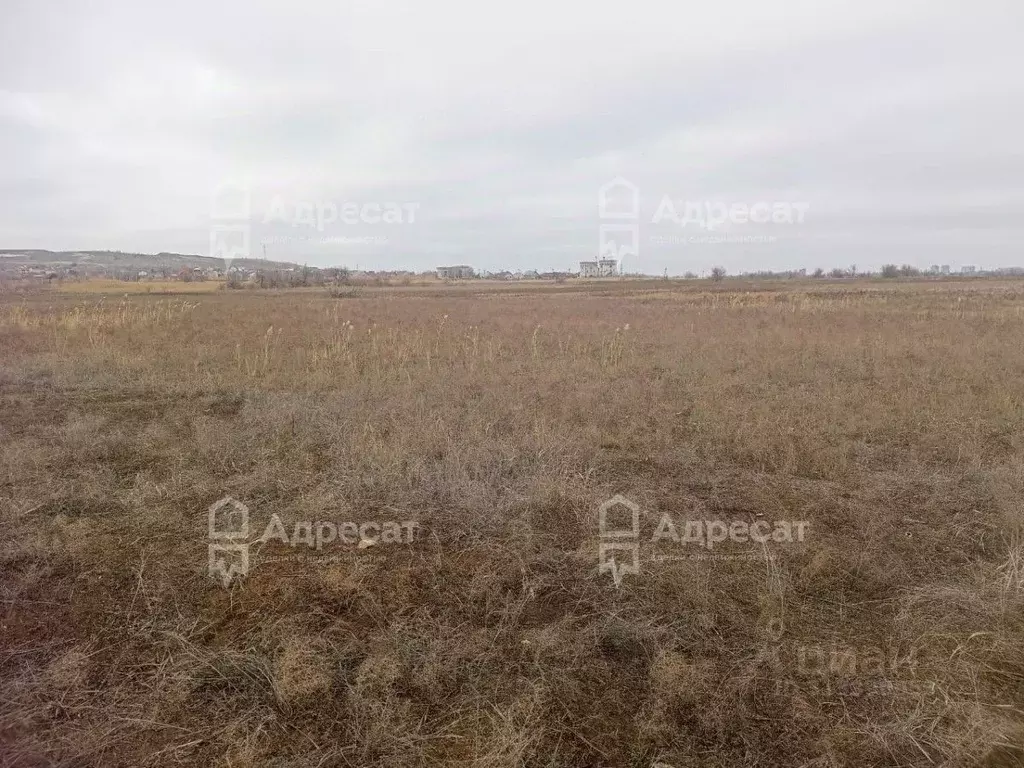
[273,636,336,709]
[1,278,1023,766]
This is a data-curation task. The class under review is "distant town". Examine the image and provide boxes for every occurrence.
[1,250,1020,286]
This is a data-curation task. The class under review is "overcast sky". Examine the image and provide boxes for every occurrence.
[1,1,1021,274]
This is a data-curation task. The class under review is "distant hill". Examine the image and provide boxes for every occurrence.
[0,249,310,272]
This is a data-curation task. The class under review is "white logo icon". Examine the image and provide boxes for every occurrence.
[598,177,639,219]
[598,178,640,272]
[598,494,641,587]
[209,224,251,266]
[210,181,252,272]
[207,497,250,587]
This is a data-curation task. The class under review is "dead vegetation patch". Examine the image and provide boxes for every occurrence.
[1,280,1023,766]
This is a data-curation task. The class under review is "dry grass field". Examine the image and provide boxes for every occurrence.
[1,278,1022,767]
[54,279,225,295]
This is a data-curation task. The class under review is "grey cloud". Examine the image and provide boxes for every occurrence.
[1,1,1022,273]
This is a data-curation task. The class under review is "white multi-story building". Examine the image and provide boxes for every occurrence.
[436,265,475,279]
[580,259,618,277]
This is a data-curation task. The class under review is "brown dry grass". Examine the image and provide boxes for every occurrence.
[1,278,1022,767]
[56,279,225,295]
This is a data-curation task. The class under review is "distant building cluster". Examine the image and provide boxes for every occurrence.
[436,265,578,280]
[926,265,981,275]
[578,259,619,278]
[435,259,620,280]
[436,265,475,280]
[1,250,1020,285]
